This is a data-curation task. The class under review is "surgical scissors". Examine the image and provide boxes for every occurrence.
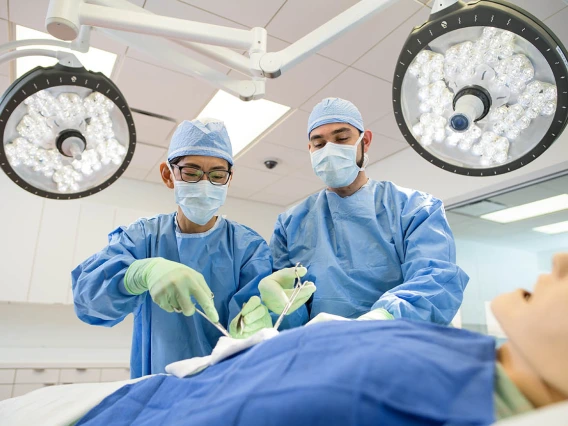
[174,294,231,338]
[273,262,306,330]
[194,308,231,338]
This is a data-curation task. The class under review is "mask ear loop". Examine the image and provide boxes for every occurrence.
[356,132,369,170]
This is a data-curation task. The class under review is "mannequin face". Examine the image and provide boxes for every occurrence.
[492,253,568,397]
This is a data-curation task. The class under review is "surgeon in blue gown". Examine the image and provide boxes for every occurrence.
[72,119,308,378]
[265,98,469,325]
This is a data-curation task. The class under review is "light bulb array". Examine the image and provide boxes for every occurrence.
[5,90,126,193]
[407,27,558,167]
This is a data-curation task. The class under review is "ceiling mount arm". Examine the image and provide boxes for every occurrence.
[257,0,400,78]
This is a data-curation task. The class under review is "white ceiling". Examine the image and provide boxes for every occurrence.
[447,174,568,253]
[1,0,568,206]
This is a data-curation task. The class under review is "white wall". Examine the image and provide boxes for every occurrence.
[367,134,568,206]
[454,239,539,327]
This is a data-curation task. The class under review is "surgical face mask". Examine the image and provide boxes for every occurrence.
[310,133,368,188]
[174,180,228,226]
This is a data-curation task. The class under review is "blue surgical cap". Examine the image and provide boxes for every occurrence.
[307,98,364,138]
[167,119,233,166]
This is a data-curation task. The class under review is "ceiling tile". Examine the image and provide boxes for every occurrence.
[114,57,216,122]
[266,0,421,65]
[300,67,392,124]
[512,0,567,21]
[368,112,407,144]
[236,140,306,176]
[262,109,311,151]
[132,112,176,148]
[317,0,423,65]
[229,165,283,199]
[9,0,48,32]
[544,7,568,47]
[8,0,130,54]
[367,134,408,165]
[0,74,10,93]
[267,0,357,45]
[130,0,249,75]
[352,7,430,82]
[262,37,347,108]
[178,0,286,28]
[0,19,9,76]
[144,153,168,184]
[122,143,166,180]
[249,175,324,206]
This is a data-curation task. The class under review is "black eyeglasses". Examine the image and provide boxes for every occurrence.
[170,164,232,186]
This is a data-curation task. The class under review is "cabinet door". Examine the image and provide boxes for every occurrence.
[11,383,47,397]
[0,173,43,302]
[59,368,101,384]
[100,368,131,382]
[28,201,81,304]
[14,369,59,384]
[0,369,15,384]
[0,384,13,401]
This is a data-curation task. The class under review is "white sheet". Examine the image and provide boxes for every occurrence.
[166,327,279,378]
[0,375,151,426]
[494,401,568,425]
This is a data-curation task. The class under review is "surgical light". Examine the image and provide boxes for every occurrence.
[0,62,135,199]
[393,0,568,176]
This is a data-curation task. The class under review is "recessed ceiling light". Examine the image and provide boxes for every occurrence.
[480,194,568,223]
[533,220,568,235]
[198,90,290,156]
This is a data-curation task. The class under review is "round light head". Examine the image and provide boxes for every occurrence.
[393,0,568,176]
[0,64,136,198]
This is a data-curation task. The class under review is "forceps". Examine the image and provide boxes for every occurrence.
[174,294,231,338]
[273,262,306,330]
[236,263,307,335]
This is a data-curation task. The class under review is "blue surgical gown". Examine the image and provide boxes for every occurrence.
[72,213,305,378]
[270,180,468,324]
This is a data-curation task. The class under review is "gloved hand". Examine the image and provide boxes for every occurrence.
[124,257,219,322]
[357,308,394,321]
[259,267,316,315]
[229,296,272,339]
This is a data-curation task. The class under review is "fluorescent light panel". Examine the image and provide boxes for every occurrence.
[480,194,568,223]
[16,25,117,78]
[198,90,290,156]
[533,220,568,235]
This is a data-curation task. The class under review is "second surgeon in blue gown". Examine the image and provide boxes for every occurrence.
[268,98,469,325]
[72,119,307,378]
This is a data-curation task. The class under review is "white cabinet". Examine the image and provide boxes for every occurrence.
[0,384,12,401]
[0,369,15,384]
[28,201,81,304]
[12,383,47,397]
[100,368,131,382]
[14,369,59,384]
[59,368,101,384]
[0,173,44,302]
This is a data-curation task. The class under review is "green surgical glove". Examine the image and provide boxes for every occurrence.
[357,308,394,321]
[229,296,272,339]
[258,267,316,315]
[124,257,219,322]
